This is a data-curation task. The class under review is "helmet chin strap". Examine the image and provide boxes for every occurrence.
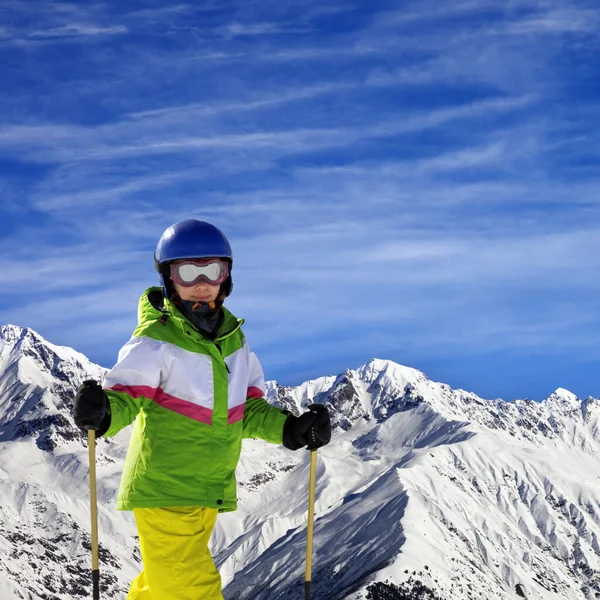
[190,300,217,311]
[174,297,224,340]
[165,277,230,342]
[185,287,228,312]
[178,298,220,314]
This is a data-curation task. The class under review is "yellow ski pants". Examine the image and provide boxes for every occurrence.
[126,506,223,600]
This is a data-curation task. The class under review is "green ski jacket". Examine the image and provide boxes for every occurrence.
[103,287,288,512]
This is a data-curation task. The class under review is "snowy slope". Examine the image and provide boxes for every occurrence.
[0,325,139,599]
[219,362,600,600]
[0,325,599,600]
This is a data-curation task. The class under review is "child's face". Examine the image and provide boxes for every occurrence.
[173,279,221,303]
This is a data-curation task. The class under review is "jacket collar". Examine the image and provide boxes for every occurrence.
[139,287,243,341]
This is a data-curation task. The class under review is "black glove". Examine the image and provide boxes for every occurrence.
[73,380,111,435]
[282,404,331,451]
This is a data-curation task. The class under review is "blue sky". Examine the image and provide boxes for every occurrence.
[2,0,600,401]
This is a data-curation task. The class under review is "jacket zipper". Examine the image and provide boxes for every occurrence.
[215,342,231,373]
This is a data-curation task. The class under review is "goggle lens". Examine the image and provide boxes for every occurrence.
[170,260,229,287]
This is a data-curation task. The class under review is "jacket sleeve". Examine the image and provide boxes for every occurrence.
[102,336,168,437]
[242,344,288,443]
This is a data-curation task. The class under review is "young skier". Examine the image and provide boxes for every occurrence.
[73,218,331,600]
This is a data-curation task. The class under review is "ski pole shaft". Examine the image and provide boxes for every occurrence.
[305,449,317,600]
[88,429,100,600]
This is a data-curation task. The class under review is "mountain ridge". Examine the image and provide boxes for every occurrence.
[0,324,599,599]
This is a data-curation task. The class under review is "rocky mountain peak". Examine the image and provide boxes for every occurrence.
[357,357,426,386]
[0,324,105,452]
[543,387,581,413]
[0,324,100,379]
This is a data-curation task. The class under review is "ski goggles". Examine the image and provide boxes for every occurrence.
[169,259,229,287]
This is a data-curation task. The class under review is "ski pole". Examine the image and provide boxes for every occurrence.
[88,429,100,600]
[305,449,317,600]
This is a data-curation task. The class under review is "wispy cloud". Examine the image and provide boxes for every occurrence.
[224,22,311,37]
[499,7,600,35]
[122,5,197,21]
[31,171,199,211]
[0,92,536,167]
[26,24,127,39]
[2,0,600,399]
[125,82,356,121]
[372,0,506,26]
[0,1,128,45]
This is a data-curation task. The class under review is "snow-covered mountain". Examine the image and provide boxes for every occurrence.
[1,324,600,600]
[0,324,139,599]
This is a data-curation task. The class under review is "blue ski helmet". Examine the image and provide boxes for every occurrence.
[154,219,233,299]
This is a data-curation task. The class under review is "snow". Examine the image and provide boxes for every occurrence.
[0,324,600,599]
